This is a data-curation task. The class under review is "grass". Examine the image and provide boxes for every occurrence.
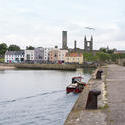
[110,120,114,123]
[99,104,109,110]
[0,58,4,63]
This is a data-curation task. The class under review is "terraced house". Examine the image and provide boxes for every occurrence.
[48,48,68,64]
[24,50,35,63]
[58,49,68,63]
[48,48,60,63]
[5,50,24,63]
[65,52,83,64]
[34,47,44,63]
[43,48,53,62]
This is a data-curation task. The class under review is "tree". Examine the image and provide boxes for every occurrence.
[107,50,114,54]
[110,54,119,62]
[26,46,35,50]
[99,48,107,53]
[0,43,8,56]
[8,45,20,51]
[83,52,97,62]
[96,52,110,62]
[99,47,116,54]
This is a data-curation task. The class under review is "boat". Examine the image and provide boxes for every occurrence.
[66,76,86,94]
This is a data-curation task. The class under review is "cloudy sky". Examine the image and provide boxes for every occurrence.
[0,0,125,50]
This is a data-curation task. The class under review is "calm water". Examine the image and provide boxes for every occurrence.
[0,68,93,125]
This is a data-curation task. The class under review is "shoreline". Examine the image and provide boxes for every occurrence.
[0,65,16,70]
[0,63,97,71]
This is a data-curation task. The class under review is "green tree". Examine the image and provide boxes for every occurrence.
[110,54,119,62]
[99,48,107,53]
[118,53,125,59]
[96,52,110,62]
[26,46,35,50]
[83,52,98,62]
[107,49,116,54]
[0,43,8,56]
[8,45,20,51]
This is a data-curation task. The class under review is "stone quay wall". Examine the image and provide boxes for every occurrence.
[64,66,107,125]
[14,64,77,71]
[0,63,97,70]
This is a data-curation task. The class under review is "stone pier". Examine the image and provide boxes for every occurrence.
[64,64,125,125]
[64,66,107,125]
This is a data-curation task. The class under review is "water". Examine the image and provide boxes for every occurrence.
[0,68,93,125]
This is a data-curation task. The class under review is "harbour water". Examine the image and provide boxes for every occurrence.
[0,68,93,125]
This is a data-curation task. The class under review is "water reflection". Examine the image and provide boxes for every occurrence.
[77,68,95,74]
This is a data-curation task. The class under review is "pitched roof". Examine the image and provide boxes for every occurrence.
[5,50,24,55]
[66,52,83,57]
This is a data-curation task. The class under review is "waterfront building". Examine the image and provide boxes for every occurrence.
[24,50,35,62]
[48,48,60,63]
[5,50,24,63]
[34,47,44,63]
[58,50,68,63]
[43,48,53,62]
[65,52,83,64]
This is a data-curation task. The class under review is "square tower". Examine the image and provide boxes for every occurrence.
[62,31,68,49]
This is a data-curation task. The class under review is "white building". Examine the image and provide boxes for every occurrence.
[43,48,53,62]
[24,50,35,61]
[5,51,24,63]
[58,50,68,62]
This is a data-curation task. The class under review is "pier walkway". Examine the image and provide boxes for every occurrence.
[106,64,125,125]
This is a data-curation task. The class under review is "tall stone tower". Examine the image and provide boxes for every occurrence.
[84,35,93,52]
[74,40,77,52]
[62,31,68,49]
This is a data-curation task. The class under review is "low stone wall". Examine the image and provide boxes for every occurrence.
[64,66,107,125]
[0,64,16,70]
[14,64,77,71]
[0,63,98,70]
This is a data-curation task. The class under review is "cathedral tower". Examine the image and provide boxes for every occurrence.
[84,35,93,52]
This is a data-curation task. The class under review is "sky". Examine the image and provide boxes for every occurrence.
[0,0,125,50]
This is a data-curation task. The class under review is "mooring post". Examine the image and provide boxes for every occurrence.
[86,89,101,109]
[96,70,103,79]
